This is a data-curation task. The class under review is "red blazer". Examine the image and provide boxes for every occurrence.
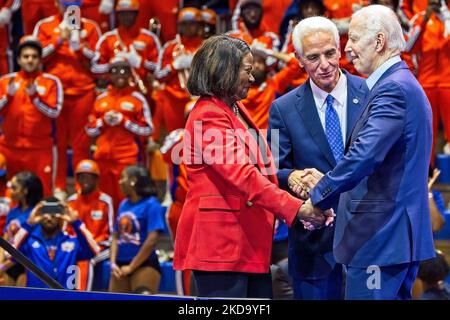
[173,96,302,274]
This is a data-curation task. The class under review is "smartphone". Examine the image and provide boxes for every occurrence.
[40,200,63,215]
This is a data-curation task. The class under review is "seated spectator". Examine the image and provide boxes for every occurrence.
[8,197,99,289]
[109,165,165,294]
[0,171,43,287]
[417,250,450,300]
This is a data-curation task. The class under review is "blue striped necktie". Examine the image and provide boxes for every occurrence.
[325,94,344,162]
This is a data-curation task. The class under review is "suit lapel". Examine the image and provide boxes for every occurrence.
[296,82,336,167]
[345,72,367,144]
[346,61,407,150]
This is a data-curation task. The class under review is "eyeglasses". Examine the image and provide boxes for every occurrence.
[303,48,339,65]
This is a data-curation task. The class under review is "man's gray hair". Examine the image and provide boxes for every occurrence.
[352,5,406,52]
[292,16,340,57]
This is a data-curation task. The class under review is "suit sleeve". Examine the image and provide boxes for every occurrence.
[310,81,407,210]
[189,107,302,227]
[268,100,295,191]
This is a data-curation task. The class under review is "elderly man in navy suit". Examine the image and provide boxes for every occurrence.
[308,5,435,300]
[268,16,368,300]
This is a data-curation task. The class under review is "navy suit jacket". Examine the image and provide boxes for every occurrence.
[268,70,368,280]
[310,61,435,267]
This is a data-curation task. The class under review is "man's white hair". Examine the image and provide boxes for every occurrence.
[352,5,406,52]
[292,16,340,57]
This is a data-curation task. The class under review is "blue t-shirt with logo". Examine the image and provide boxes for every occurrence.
[114,196,164,263]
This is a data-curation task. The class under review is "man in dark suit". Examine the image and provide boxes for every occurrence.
[268,16,368,300]
[308,5,436,299]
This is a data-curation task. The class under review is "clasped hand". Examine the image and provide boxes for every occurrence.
[288,168,323,199]
[297,199,335,231]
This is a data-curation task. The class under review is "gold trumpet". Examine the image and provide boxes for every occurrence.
[113,40,148,95]
[173,34,190,90]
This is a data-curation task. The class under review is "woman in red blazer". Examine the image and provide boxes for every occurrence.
[173,35,333,298]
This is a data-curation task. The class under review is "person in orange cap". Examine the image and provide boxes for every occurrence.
[228,0,280,51]
[67,159,114,291]
[0,36,62,196]
[86,57,153,212]
[33,0,102,199]
[200,7,217,39]
[93,0,161,91]
[153,7,204,140]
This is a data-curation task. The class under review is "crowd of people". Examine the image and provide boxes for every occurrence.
[0,0,449,299]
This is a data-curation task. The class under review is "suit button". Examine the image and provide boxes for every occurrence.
[246,201,253,207]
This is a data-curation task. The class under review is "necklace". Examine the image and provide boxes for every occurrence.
[232,103,239,116]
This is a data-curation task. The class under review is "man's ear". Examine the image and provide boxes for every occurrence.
[375,33,386,53]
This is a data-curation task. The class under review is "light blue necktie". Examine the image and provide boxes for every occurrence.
[325,95,344,162]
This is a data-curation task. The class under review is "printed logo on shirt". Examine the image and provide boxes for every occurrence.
[61,241,75,253]
[32,241,41,249]
[118,211,141,245]
[47,245,57,261]
[36,85,46,95]
[120,101,135,112]
[133,41,146,51]
[6,219,21,240]
[91,210,103,221]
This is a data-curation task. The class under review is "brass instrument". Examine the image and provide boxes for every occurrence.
[173,34,190,90]
[113,40,148,95]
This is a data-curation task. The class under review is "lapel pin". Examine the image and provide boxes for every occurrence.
[352,98,359,104]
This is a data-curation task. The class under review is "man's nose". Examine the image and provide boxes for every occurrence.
[318,55,330,68]
[249,73,255,83]
[344,42,352,53]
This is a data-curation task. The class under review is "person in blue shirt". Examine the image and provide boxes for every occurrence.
[9,196,100,289]
[109,165,165,294]
[0,171,43,286]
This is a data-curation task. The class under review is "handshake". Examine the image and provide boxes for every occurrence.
[290,168,335,230]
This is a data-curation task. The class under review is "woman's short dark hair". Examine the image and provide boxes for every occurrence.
[124,165,157,198]
[14,171,44,207]
[187,35,251,99]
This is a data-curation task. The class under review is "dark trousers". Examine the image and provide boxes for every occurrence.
[192,270,273,298]
[293,263,343,300]
[345,262,420,300]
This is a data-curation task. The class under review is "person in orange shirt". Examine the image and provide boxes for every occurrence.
[323,0,368,73]
[241,47,301,130]
[67,159,114,291]
[0,36,62,195]
[33,0,101,197]
[134,0,179,44]
[20,0,58,35]
[280,0,326,89]
[0,0,19,76]
[153,7,203,139]
[200,7,217,39]
[404,0,450,160]
[81,0,113,33]
[228,0,280,51]
[160,101,193,295]
[92,0,161,90]
[86,57,153,212]
[229,0,293,35]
